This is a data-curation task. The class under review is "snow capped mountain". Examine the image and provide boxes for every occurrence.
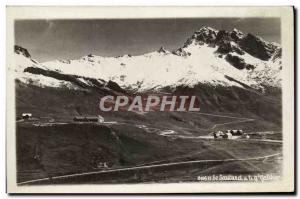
[12,26,282,92]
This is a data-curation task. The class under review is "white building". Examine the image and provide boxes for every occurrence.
[98,115,104,123]
[22,113,32,119]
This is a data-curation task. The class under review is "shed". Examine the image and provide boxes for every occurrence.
[73,115,104,123]
[22,113,32,119]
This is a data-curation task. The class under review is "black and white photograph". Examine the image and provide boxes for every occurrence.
[6,6,295,193]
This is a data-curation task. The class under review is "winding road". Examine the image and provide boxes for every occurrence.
[17,111,282,185]
[18,153,281,185]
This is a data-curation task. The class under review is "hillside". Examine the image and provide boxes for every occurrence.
[14,26,283,184]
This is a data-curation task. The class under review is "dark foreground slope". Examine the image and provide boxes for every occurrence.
[17,123,282,184]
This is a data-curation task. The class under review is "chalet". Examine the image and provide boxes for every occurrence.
[227,129,244,136]
[97,162,108,169]
[22,113,32,119]
[213,129,245,139]
[223,132,233,139]
[73,115,104,123]
[213,131,225,139]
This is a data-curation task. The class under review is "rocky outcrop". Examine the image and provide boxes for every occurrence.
[179,27,281,62]
[15,45,31,58]
[192,26,218,44]
[216,41,245,55]
[157,46,168,54]
[225,54,255,70]
[230,28,244,42]
[239,34,279,61]
[172,48,191,57]
[106,80,126,93]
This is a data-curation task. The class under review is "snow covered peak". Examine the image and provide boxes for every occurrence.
[195,26,219,34]
[178,26,281,62]
[232,28,243,33]
[190,26,218,45]
[13,26,282,91]
[231,28,245,41]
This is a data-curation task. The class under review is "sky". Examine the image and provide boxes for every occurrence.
[15,18,281,62]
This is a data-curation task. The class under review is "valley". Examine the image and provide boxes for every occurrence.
[13,26,283,185]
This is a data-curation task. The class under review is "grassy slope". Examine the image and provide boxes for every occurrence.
[15,83,282,183]
[17,123,282,183]
[16,82,282,130]
[16,123,231,182]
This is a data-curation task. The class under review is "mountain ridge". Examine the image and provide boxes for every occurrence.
[13,26,282,92]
